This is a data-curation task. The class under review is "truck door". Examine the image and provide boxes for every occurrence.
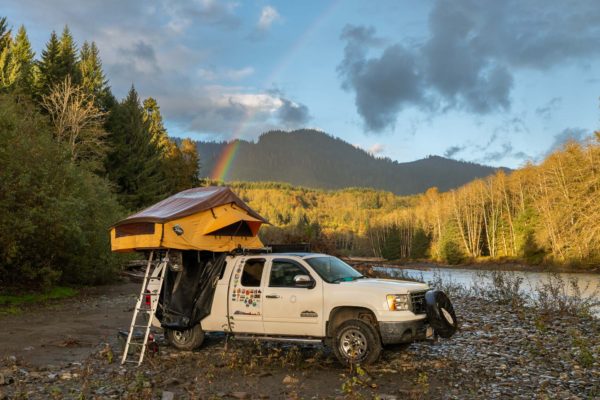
[228,257,266,334]
[262,258,324,336]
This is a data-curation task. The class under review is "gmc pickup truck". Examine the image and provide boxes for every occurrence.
[150,252,458,365]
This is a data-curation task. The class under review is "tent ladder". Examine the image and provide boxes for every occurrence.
[121,250,168,366]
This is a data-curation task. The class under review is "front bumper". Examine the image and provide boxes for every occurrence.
[379,319,429,345]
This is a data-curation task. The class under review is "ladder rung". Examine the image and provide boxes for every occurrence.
[122,251,167,366]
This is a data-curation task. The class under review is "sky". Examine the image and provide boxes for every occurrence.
[3,0,600,168]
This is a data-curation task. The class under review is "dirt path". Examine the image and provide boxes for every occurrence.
[0,282,139,366]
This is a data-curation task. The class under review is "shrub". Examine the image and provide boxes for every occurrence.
[532,273,600,318]
[0,94,123,287]
[440,240,465,265]
[438,223,466,265]
[471,271,527,308]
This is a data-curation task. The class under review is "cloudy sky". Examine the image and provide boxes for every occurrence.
[4,0,600,167]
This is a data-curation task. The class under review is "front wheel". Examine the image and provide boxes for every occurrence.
[165,324,205,350]
[332,319,382,366]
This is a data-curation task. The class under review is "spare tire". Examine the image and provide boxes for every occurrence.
[425,290,458,338]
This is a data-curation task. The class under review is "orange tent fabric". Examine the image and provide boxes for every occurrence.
[110,187,268,253]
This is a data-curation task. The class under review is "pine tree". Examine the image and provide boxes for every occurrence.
[5,25,34,92]
[0,17,12,88]
[382,225,401,260]
[57,25,79,84]
[0,17,10,52]
[79,41,109,104]
[142,97,170,151]
[36,31,61,97]
[105,86,165,210]
[180,138,200,187]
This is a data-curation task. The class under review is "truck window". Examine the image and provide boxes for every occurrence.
[241,259,265,287]
[269,259,308,287]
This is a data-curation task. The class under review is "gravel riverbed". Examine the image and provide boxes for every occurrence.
[1,293,598,399]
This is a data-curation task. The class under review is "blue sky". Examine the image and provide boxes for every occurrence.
[4,0,600,167]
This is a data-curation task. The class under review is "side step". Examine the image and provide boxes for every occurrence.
[234,335,323,344]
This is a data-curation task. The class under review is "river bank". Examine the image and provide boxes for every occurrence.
[344,257,600,274]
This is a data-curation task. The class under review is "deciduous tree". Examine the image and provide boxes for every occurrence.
[41,76,106,166]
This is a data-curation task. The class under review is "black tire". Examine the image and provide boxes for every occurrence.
[332,319,382,366]
[425,290,458,338]
[165,324,205,350]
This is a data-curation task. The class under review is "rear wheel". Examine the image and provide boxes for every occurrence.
[165,324,205,350]
[332,319,382,366]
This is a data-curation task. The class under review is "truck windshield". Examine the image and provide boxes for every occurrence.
[305,256,364,283]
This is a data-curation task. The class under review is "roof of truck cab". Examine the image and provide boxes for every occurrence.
[240,252,327,258]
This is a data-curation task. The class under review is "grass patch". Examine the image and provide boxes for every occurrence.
[0,286,79,308]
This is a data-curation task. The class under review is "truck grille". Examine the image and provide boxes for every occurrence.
[410,291,427,314]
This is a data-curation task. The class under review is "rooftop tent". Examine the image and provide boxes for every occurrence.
[110,186,268,253]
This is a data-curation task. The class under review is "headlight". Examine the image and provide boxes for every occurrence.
[387,294,409,311]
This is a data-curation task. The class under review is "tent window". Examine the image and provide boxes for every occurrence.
[208,221,253,237]
[241,259,265,287]
[115,223,155,237]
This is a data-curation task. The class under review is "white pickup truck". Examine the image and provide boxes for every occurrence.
[151,252,457,365]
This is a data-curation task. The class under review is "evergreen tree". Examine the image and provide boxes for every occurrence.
[142,97,199,193]
[0,17,10,52]
[5,25,34,92]
[142,97,170,151]
[382,226,401,260]
[79,41,109,105]
[0,17,12,88]
[180,138,200,187]
[57,25,79,84]
[36,31,61,97]
[105,86,165,210]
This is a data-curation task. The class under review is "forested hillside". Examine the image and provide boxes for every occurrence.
[0,18,199,287]
[196,130,508,194]
[1,14,598,292]
[219,133,600,267]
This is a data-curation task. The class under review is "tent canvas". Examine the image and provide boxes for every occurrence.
[110,186,268,252]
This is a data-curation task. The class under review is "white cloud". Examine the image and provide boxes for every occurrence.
[213,92,284,112]
[257,5,280,30]
[369,143,385,155]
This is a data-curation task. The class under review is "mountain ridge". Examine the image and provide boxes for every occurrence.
[189,129,509,195]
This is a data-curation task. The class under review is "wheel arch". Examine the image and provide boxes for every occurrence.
[326,306,379,338]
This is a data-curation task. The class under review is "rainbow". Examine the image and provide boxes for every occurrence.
[212,140,241,182]
[210,0,341,181]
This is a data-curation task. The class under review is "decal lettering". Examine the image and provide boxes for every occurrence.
[300,311,318,318]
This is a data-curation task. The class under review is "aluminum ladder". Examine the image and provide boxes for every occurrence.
[121,250,168,365]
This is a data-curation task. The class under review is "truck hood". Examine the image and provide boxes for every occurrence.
[337,278,429,294]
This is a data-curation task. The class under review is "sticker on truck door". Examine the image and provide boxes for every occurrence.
[231,259,264,315]
[300,310,318,318]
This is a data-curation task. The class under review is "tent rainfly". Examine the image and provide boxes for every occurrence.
[110,186,269,253]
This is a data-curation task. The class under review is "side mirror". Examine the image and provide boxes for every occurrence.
[293,274,315,288]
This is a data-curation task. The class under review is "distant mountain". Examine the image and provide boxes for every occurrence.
[192,129,509,195]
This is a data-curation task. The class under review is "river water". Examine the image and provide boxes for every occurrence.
[373,265,600,315]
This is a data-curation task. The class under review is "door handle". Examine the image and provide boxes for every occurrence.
[265,294,280,299]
